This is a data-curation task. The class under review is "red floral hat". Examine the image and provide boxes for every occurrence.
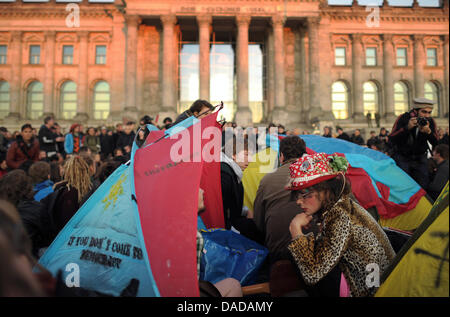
[286,153,349,191]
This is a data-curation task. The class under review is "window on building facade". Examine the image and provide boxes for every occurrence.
[178,43,199,114]
[27,81,43,119]
[95,45,106,64]
[62,45,74,65]
[60,81,77,119]
[29,45,40,64]
[0,81,10,119]
[331,81,348,120]
[335,47,346,66]
[93,81,110,120]
[0,45,7,64]
[366,47,377,66]
[210,44,235,122]
[426,48,437,66]
[394,81,409,115]
[363,81,379,115]
[248,43,264,123]
[396,47,407,66]
[424,81,439,117]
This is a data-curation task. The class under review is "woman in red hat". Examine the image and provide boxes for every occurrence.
[286,153,395,297]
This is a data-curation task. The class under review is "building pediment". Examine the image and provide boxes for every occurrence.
[90,33,111,43]
[23,32,44,43]
[56,33,77,43]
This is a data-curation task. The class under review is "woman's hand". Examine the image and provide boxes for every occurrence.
[289,212,313,239]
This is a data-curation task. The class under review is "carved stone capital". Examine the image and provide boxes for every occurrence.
[351,33,363,45]
[382,34,394,44]
[126,15,141,28]
[161,15,177,27]
[10,31,22,43]
[271,15,285,28]
[236,15,252,27]
[196,14,212,27]
[77,31,89,42]
[44,30,56,41]
[306,17,321,29]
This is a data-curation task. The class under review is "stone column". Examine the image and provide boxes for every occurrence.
[43,31,56,118]
[161,15,178,118]
[298,26,307,123]
[442,35,449,117]
[383,34,396,121]
[109,13,126,122]
[235,15,252,127]
[351,33,365,122]
[307,17,324,123]
[266,28,275,122]
[197,15,211,101]
[125,15,141,117]
[413,34,425,98]
[75,31,89,122]
[7,31,22,121]
[270,15,287,124]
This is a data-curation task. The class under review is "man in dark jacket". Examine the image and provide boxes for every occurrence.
[428,144,449,200]
[38,117,62,158]
[336,126,351,142]
[350,129,365,146]
[389,97,439,189]
[253,135,308,263]
[99,126,115,159]
[116,122,136,154]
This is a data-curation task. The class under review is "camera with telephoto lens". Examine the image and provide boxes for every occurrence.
[417,116,430,127]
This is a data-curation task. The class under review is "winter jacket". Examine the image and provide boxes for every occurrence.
[288,196,395,297]
[100,133,115,157]
[389,110,438,158]
[116,132,135,152]
[17,199,47,257]
[6,136,40,169]
[83,135,101,154]
[38,125,58,156]
[64,133,83,155]
[33,179,54,202]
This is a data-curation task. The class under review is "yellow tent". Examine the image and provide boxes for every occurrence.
[379,195,433,232]
[242,148,278,212]
[376,182,449,297]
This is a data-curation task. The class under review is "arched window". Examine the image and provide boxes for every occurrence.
[0,81,10,119]
[93,81,110,120]
[27,81,43,120]
[363,81,379,116]
[331,81,349,119]
[60,81,77,120]
[424,81,439,117]
[394,81,409,115]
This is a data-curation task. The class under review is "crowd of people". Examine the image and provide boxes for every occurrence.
[0,97,448,297]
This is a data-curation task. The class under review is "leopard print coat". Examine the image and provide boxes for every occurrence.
[287,195,395,297]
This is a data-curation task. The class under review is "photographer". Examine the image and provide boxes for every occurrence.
[389,97,439,189]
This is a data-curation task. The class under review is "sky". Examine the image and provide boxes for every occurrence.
[327,0,442,6]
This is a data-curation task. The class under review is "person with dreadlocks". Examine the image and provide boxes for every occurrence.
[285,153,395,297]
[52,155,92,234]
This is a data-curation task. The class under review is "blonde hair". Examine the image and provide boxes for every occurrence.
[63,156,92,202]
